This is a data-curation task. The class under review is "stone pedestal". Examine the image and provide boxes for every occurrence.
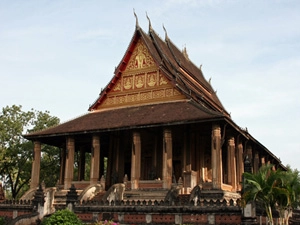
[66,184,78,211]
[32,185,45,219]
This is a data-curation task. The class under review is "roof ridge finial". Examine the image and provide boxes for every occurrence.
[133,8,139,29]
[182,44,189,60]
[163,24,169,41]
[146,12,153,31]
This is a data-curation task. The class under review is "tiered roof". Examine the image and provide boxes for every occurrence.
[25,20,232,140]
[89,20,229,116]
[22,19,282,169]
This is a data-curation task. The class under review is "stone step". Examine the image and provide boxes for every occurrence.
[53,189,83,206]
[123,189,168,201]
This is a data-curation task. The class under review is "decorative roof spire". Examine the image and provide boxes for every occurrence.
[163,24,169,41]
[146,12,153,32]
[133,9,139,29]
[182,45,189,61]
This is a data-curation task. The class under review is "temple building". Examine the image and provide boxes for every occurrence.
[23,17,283,212]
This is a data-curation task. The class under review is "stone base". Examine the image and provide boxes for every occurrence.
[199,189,241,201]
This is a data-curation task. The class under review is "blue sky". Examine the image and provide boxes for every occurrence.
[1,0,299,169]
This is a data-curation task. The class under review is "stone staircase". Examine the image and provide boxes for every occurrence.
[51,185,169,208]
[123,189,168,202]
[52,190,68,209]
[52,189,83,209]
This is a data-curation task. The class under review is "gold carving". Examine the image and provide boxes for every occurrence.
[104,97,115,105]
[123,77,133,90]
[97,52,185,110]
[140,91,152,101]
[126,40,155,71]
[165,89,173,97]
[127,94,134,102]
[128,93,140,102]
[135,74,145,89]
[116,95,126,104]
[147,72,157,87]
[174,89,181,96]
[96,36,187,110]
[100,85,185,109]
[159,74,168,85]
[113,82,121,92]
[136,45,146,68]
[153,89,165,99]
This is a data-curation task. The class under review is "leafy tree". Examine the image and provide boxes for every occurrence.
[0,105,59,199]
[276,166,300,224]
[41,209,83,225]
[243,164,280,225]
[243,164,300,225]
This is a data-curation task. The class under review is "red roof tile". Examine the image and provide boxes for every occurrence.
[25,100,224,139]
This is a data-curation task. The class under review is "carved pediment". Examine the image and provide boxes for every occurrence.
[95,39,185,110]
[126,39,155,70]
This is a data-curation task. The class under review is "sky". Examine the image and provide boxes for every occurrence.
[0,0,299,169]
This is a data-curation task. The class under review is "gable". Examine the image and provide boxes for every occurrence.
[94,39,185,110]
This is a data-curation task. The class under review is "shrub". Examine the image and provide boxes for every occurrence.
[41,209,83,225]
[0,217,8,225]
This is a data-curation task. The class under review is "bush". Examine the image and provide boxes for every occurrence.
[0,217,8,225]
[41,209,83,225]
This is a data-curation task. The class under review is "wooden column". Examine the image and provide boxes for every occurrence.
[261,156,265,166]
[228,137,237,191]
[236,141,244,191]
[115,135,124,181]
[64,137,75,189]
[59,148,66,185]
[254,152,260,173]
[131,132,141,189]
[106,136,113,187]
[163,129,173,189]
[78,147,85,181]
[246,145,253,173]
[153,136,158,172]
[183,128,191,171]
[90,135,100,185]
[211,124,222,189]
[199,137,205,183]
[30,141,41,189]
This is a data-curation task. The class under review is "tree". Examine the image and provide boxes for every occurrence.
[0,105,59,199]
[243,164,300,225]
[276,166,300,224]
[243,164,281,225]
